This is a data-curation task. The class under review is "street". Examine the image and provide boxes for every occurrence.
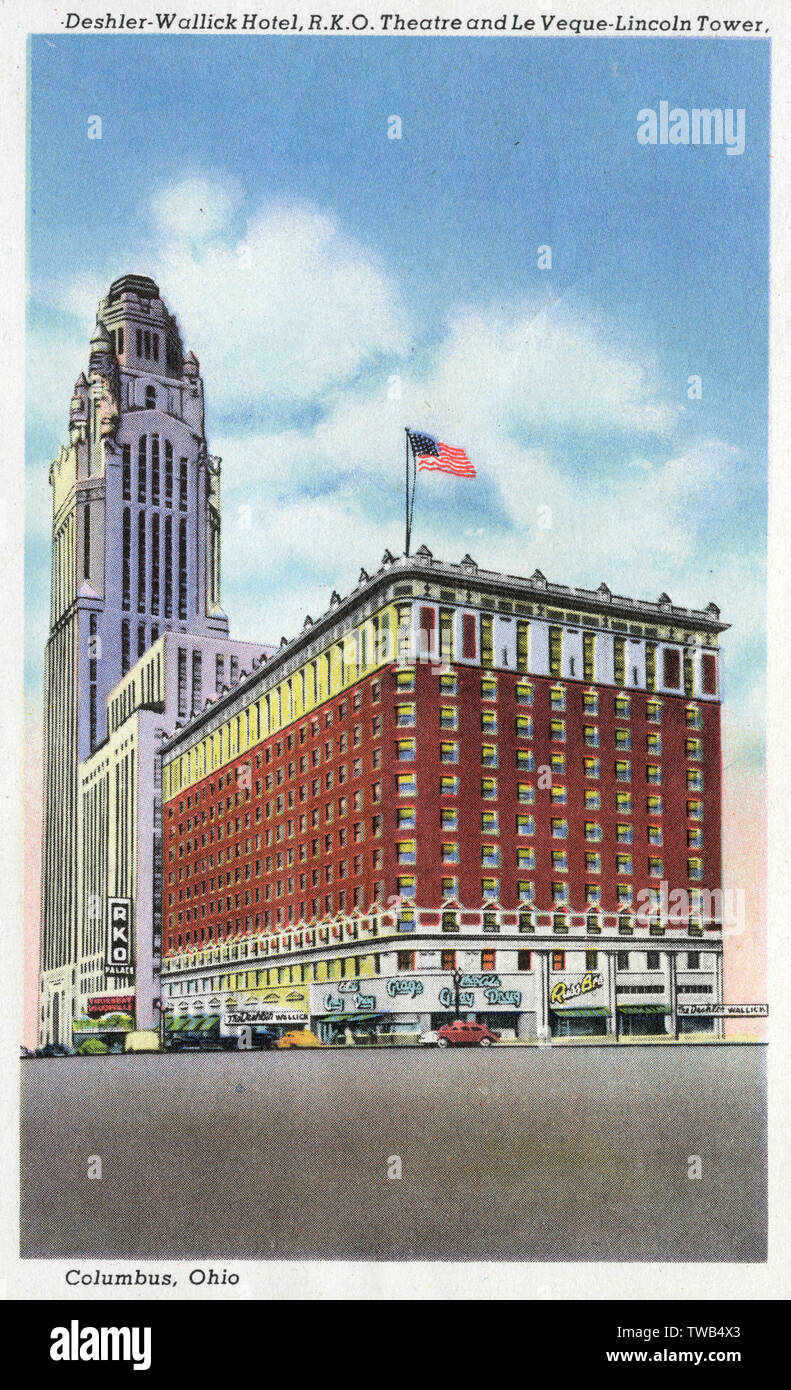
[21,1045,766,1262]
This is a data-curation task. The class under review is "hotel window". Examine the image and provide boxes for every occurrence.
[550,752,565,775]
[442,908,459,931]
[687,769,703,792]
[585,884,601,906]
[517,749,536,772]
[164,514,172,618]
[396,772,417,797]
[518,886,535,908]
[587,910,602,933]
[615,760,631,782]
[516,714,534,738]
[164,440,173,507]
[616,951,630,969]
[480,616,494,669]
[646,764,662,785]
[615,728,631,750]
[517,813,535,836]
[549,627,563,678]
[688,857,703,881]
[517,783,535,804]
[440,741,459,763]
[550,684,565,711]
[687,952,701,970]
[440,775,459,795]
[440,705,457,730]
[647,731,662,754]
[550,785,567,804]
[151,513,160,613]
[461,612,477,660]
[396,839,416,865]
[441,949,457,970]
[121,619,130,675]
[518,950,532,971]
[516,680,534,705]
[686,737,703,760]
[701,652,718,695]
[617,885,633,907]
[583,689,598,715]
[585,950,599,970]
[482,844,500,869]
[552,951,566,971]
[647,699,662,723]
[439,607,454,664]
[396,875,416,898]
[441,877,458,899]
[397,738,416,761]
[481,777,498,800]
[583,632,596,683]
[441,807,458,830]
[482,743,498,768]
[481,708,497,734]
[585,851,601,874]
[481,880,499,902]
[613,637,626,687]
[684,651,695,697]
[481,948,497,970]
[178,520,187,620]
[613,824,631,845]
[397,806,416,829]
[442,842,459,864]
[439,672,457,697]
[585,789,601,810]
[687,826,703,849]
[584,821,602,841]
[151,434,160,504]
[552,883,568,905]
[396,703,416,727]
[396,669,415,693]
[645,644,657,692]
[649,857,664,877]
[686,704,703,729]
[662,648,681,688]
[647,795,663,817]
[481,809,499,835]
[687,799,704,820]
[550,719,566,742]
[397,950,416,971]
[615,694,630,719]
[418,604,436,657]
[584,725,599,747]
[615,791,632,815]
[551,818,568,839]
[584,758,600,779]
[517,847,535,870]
[551,850,568,873]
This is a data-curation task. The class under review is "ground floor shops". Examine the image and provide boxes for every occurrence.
[161,941,724,1046]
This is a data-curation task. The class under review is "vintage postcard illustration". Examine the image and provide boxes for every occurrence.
[3,0,785,1321]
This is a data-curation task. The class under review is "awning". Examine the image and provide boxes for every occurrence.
[167,1016,191,1032]
[551,1007,611,1018]
[198,1014,219,1031]
[617,1004,671,1015]
[323,1012,384,1023]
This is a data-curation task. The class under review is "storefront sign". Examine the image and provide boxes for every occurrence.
[219,981,310,1032]
[106,898,133,970]
[223,1008,308,1029]
[87,993,135,1017]
[311,974,530,1016]
[678,1003,767,1018]
[550,972,604,1007]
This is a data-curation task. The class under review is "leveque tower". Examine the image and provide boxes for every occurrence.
[39,275,232,1043]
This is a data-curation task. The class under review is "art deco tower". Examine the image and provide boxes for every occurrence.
[40,274,229,1042]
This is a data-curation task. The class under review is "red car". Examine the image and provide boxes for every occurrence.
[436,1020,500,1048]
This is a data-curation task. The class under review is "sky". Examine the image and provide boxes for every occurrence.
[24,34,769,1028]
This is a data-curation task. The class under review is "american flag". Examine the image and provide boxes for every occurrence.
[408,429,476,478]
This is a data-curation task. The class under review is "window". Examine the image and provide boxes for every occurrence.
[647,794,663,816]
[687,952,701,970]
[518,950,532,971]
[396,875,416,898]
[615,694,630,719]
[481,743,498,768]
[552,951,566,971]
[441,807,458,830]
[585,950,598,970]
[551,818,568,839]
[687,826,702,849]
[481,949,497,971]
[616,791,632,815]
[551,849,568,873]
[686,737,703,760]
[583,633,596,683]
[439,705,457,730]
[616,952,629,969]
[550,684,565,711]
[584,758,600,779]
[481,880,499,901]
[616,823,633,844]
[584,821,602,841]
[462,613,477,659]
[441,878,458,899]
[517,783,535,804]
[614,638,626,687]
[397,950,416,971]
[440,741,459,763]
[439,673,457,696]
[481,708,497,733]
[481,809,499,834]
[516,749,536,772]
[647,952,661,970]
[585,789,601,810]
[395,669,415,693]
[648,825,663,846]
[649,857,664,878]
[397,807,416,829]
[396,839,416,865]
[647,699,662,723]
[516,681,533,705]
[441,950,457,970]
[585,851,601,874]
[481,617,494,669]
[517,813,535,836]
[583,689,598,715]
[687,857,703,881]
[481,777,498,800]
[615,728,631,750]
[687,799,703,820]
[615,760,631,782]
[549,627,563,678]
[516,847,535,869]
[550,719,566,742]
[646,764,662,785]
[516,715,534,738]
[396,703,416,727]
[396,773,416,797]
[687,769,703,792]
[585,884,601,906]
[440,775,459,795]
[397,739,416,761]
[701,652,717,695]
[662,648,681,688]
[442,842,459,864]
[482,843,500,868]
[584,725,599,747]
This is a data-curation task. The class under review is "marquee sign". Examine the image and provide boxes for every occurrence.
[311,973,529,1016]
[106,898,133,972]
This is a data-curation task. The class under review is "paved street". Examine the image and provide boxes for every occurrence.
[21,1045,765,1262]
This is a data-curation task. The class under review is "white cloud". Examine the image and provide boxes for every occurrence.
[151,177,240,242]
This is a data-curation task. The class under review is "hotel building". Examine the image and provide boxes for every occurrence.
[159,547,728,1044]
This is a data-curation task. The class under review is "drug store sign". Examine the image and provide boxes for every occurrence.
[312,973,525,1016]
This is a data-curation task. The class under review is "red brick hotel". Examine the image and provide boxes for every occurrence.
[159,547,727,1043]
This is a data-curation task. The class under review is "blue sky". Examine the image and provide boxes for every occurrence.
[27,35,769,768]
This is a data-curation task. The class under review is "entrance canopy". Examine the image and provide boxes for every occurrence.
[551,1007,610,1018]
[617,1005,671,1015]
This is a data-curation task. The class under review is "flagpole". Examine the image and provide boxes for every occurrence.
[405,428,412,556]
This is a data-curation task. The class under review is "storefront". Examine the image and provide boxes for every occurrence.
[220,983,311,1047]
[311,972,531,1041]
[617,1004,670,1037]
[549,970,610,1038]
[551,1007,610,1038]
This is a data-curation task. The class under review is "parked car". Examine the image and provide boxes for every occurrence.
[124,1030,161,1054]
[436,1020,500,1048]
[420,1030,439,1047]
[275,1029,322,1049]
[35,1042,73,1057]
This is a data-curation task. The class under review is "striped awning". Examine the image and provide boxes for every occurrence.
[617,1004,671,1015]
[551,1007,610,1018]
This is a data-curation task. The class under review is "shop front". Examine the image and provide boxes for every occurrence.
[73,993,137,1053]
[549,971,611,1038]
[220,983,311,1047]
[617,1004,670,1037]
[311,972,532,1042]
[551,1007,610,1038]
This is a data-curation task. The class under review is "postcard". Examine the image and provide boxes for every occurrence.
[2,0,789,1332]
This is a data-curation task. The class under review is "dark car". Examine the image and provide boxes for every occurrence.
[436,1020,500,1048]
[35,1042,73,1057]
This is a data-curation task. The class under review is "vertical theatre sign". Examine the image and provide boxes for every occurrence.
[106,899,133,976]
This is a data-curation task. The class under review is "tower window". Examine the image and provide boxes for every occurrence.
[121,619,130,675]
[164,514,172,619]
[164,441,173,507]
[82,503,90,579]
[137,510,146,612]
[151,435,160,505]
[178,520,187,620]
[146,385,156,409]
[137,329,143,357]
[122,443,131,501]
[122,508,131,611]
[152,334,159,362]
[179,459,188,511]
[138,436,147,502]
[151,513,160,614]
[137,622,146,659]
